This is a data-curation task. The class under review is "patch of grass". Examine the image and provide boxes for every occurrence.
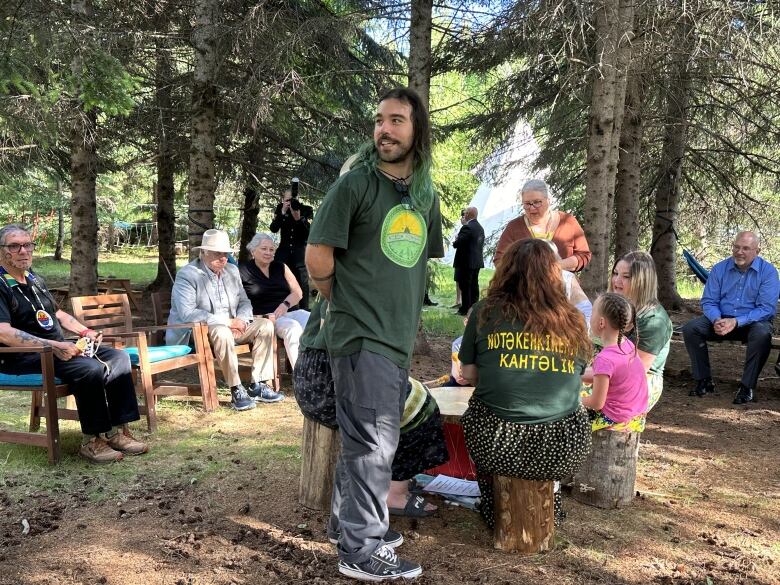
[0,391,306,503]
[677,276,704,299]
[31,250,189,287]
[422,264,493,338]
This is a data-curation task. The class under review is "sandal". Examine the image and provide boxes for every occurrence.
[388,494,435,518]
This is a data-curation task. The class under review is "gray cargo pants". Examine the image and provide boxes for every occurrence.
[326,350,407,563]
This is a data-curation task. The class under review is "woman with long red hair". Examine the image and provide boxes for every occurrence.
[460,238,592,526]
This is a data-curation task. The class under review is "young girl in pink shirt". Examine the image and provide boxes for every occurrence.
[582,293,649,430]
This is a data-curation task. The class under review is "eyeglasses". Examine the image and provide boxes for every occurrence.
[522,200,546,209]
[1,242,35,253]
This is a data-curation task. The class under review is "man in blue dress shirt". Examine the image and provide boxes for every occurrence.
[682,231,779,404]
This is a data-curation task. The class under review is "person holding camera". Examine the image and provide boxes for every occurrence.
[270,179,313,310]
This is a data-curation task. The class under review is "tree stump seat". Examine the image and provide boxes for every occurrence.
[572,429,641,508]
[493,476,555,554]
[299,416,340,510]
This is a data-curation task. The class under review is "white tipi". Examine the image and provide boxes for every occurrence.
[443,120,546,268]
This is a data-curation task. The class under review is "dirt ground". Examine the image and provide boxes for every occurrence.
[1,300,779,585]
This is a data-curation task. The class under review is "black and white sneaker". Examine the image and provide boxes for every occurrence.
[338,545,421,582]
[328,528,403,549]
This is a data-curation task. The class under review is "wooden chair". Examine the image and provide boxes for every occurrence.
[0,347,73,464]
[151,291,283,393]
[70,294,217,431]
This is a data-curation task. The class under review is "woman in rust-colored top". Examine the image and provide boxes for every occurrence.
[493,179,591,271]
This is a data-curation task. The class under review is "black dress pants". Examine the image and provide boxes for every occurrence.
[0,346,140,435]
[457,268,480,315]
[681,315,773,389]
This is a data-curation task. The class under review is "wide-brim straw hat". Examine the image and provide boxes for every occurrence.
[193,229,233,253]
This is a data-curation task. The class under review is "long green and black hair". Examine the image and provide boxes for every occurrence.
[349,87,434,213]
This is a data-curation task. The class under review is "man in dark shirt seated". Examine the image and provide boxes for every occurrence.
[682,231,780,404]
[0,224,148,463]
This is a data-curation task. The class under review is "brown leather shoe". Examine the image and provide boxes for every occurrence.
[79,437,124,464]
[107,430,149,455]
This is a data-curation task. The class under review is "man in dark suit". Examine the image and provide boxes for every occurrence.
[452,206,485,315]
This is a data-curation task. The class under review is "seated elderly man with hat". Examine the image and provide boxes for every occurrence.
[167,229,283,410]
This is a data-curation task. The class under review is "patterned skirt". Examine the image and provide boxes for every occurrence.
[292,348,448,481]
[462,397,591,528]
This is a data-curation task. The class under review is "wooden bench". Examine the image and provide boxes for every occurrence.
[150,292,285,395]
[97,278,140,310]
[71,293,217,431]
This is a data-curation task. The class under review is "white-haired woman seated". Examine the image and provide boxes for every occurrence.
[240,233,310,368]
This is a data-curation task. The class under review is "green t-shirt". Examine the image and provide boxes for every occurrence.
[308,165,444,369]
[300,297,327,351]
[630,304,672,376]
[459,301,585,424]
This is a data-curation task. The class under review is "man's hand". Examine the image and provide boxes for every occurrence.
[281,200,291,215]
[229,318,248,339]
[53,340,82,361]
[713,317,738,336]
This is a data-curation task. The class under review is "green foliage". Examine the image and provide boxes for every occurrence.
[430,71,495,226]
[74,51,140,116]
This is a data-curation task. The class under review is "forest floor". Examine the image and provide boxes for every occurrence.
[0,297,778,585]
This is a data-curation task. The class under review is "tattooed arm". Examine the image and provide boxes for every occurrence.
[55,310,97,340]
[0,322,81,361]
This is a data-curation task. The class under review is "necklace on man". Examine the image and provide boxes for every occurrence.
[378,168,414,209]
[0,267,55,330]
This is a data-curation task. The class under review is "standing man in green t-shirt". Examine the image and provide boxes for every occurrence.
[306,87,443,582]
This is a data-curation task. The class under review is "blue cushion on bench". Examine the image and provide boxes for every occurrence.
[0,373,64,386]
[124,345,193,365]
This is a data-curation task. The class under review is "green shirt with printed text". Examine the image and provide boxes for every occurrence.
[459,301,585,424]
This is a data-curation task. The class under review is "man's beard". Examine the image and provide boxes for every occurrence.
[375,139,413,164]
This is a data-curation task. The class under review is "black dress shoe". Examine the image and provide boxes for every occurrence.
[775,362,780,377]
[733,384,754,405]
[689,378,715,397]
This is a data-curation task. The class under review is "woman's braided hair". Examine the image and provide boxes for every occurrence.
[596,292,638,354]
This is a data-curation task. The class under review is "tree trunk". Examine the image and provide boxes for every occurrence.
[54,180,64,261]
[651,16,693,310]
[238,186,259,264]
[149,42,178,292]
[187,0,220,259]
[68,0,98,296]
[614,72,644,260]
[580,0,634,295]
[572,430,640,509]
[408,0,434,355]
[408,0,433,106]
[238,139,264,264]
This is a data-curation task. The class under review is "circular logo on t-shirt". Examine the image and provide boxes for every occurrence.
[380,205,427,268]
[36,309,54,330]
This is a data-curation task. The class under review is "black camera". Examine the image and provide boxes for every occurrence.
[290,198,302,212]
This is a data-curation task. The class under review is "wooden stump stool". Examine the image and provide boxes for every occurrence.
[299,417,341,510]
[572,430,640,508]
[493,476,555,554]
